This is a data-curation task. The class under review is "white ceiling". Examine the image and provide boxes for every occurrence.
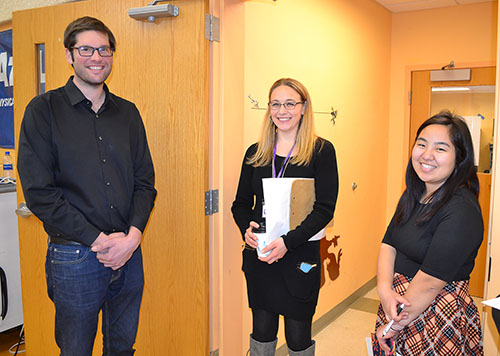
[375,0,496,13]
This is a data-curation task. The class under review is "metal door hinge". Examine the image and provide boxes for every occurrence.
[209,350,219,356]
[205,14,220,42]
[408,91,412,105]
[205,189,219,215]
[488,257,492,282]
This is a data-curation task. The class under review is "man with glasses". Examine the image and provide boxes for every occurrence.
[17,16,156,355]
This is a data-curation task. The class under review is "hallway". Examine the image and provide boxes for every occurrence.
[314,288,380,355]
[313,288,484,356]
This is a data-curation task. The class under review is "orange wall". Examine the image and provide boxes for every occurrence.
[215,0,247,355]
[240,0,392,350]
[386,2,498,221]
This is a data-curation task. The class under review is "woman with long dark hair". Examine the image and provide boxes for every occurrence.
[374,110,483,355]
[232,78,338,355]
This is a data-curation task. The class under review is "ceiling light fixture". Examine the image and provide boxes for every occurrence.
[431,87,471,92]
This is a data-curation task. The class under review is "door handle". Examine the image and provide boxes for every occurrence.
[15,202,32,218]
[0,267,7,320]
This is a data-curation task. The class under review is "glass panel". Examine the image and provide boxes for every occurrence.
[36,44,45,94]
[431,85,495,173]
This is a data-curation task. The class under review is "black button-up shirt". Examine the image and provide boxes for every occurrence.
[18,77,157,246]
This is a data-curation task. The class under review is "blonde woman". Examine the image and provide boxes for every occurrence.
[232,78,338,356]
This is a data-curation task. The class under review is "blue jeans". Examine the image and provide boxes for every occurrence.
[46,243,144,356]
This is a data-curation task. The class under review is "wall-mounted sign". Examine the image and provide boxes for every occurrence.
[0,29,13,149]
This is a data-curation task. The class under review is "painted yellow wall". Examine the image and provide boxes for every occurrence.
[215,1,247,355]
[240,0,392,350]
[386,2,498,221]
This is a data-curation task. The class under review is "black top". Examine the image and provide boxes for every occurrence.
[231,138,339,251]
[383,187,483,282]
[18,77,157,246]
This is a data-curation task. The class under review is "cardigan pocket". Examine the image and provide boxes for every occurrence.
[283,259,320,302]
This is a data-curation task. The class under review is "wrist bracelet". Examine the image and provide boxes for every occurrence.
[390,324,404,332]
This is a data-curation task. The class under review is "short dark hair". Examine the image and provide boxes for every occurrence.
[64,16,116,51]
[394,110,479,225]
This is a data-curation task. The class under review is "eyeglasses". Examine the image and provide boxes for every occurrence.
[268,101,305,111]
[71,46,114,57]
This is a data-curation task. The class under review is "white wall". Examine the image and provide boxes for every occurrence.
[0,0,80,24]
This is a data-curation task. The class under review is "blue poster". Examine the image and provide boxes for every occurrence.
[0,29,13,149]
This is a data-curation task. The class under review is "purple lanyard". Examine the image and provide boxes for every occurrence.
[272,141,296,178]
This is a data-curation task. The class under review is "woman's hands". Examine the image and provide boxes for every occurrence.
[259,237,288,264]
[245,222,288,264]
[244,221,260,248]
[375,323,401,355]
[377,243,410,321]
[378,288,410,322]
[376,287,408,355]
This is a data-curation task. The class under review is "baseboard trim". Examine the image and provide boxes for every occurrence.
[275,276,377,356]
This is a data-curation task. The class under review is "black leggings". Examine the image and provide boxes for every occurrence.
[251,309,312,352]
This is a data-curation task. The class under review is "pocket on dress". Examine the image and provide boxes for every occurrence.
[242,248,258,273]
[283,260,320,302]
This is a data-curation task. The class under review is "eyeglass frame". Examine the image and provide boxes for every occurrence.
[268,100,306,111]
[70,45,114,57]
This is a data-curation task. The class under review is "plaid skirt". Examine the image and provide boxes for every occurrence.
[375,273,483,356]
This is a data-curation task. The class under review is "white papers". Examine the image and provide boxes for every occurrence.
[256,178,324,257]
[482,297,500,310]
[256,178,291,257]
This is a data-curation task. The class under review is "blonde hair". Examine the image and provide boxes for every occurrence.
[247,78,319,167]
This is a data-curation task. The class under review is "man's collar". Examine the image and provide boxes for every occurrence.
[64,76,117,107]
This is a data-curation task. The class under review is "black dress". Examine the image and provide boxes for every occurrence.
[231,138,338,320]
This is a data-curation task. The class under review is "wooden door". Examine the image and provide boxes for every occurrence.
[12,0,209,354]
[410,67,495,298]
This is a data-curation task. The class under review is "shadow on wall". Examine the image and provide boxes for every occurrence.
[320,234,342,288]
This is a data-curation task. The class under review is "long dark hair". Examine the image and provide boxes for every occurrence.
[393,110,479,225]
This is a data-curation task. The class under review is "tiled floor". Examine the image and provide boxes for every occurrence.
[313,287,483,356]
[314,287,380,356]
